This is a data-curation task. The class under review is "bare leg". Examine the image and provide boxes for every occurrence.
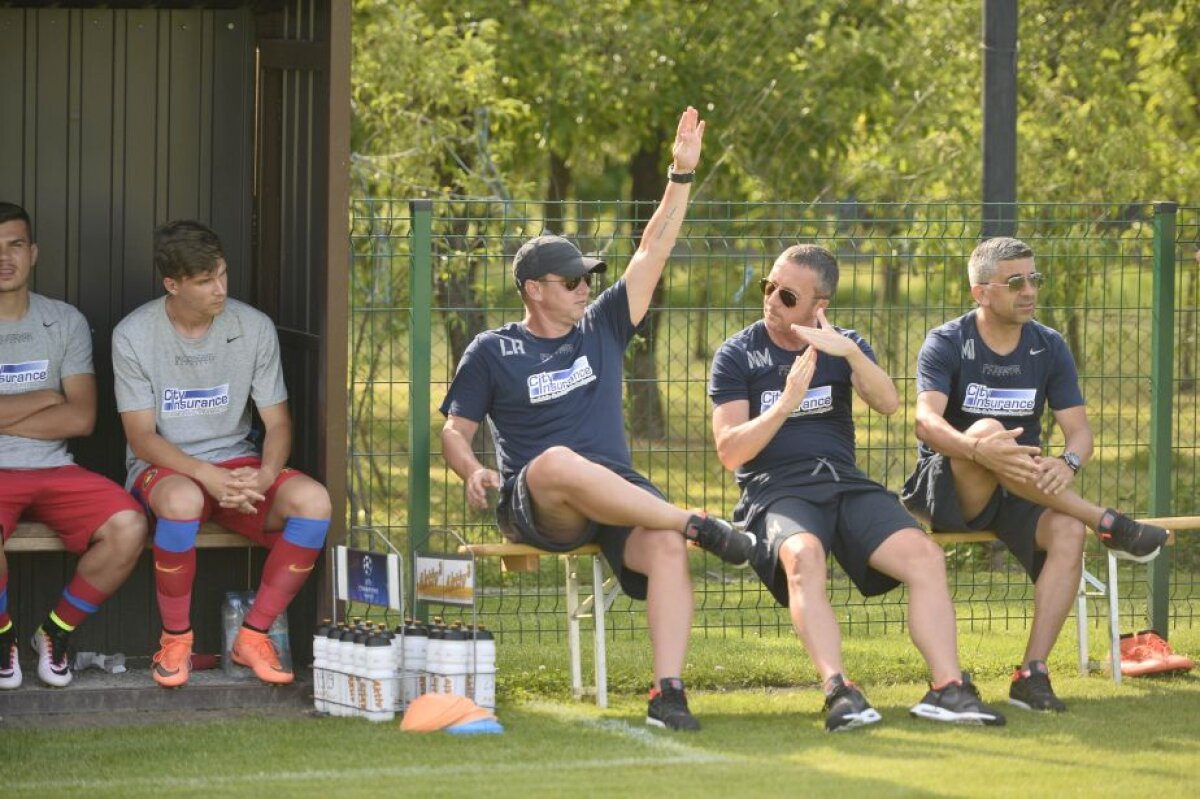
[623,527,693,681]
[779,534,844,682]
[75,510,147,594]
[1023,510,1086,664]
[868,529,960,685]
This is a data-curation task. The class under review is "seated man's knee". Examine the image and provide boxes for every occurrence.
[964,417,1007,438]
[96,510,149,557]
[282,478,332,520]
[1043,513,1086,556]
[780,535,825,587]
[525,446,582,492]
[641,528,688,560]
[150,477,206,520]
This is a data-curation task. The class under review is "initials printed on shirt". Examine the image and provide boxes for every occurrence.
[161,384,231,417]
[760,384,833,417]
[962,382,1036,416]
[527,356,595,404]
[0,359,49,387]
[747,348,772,369]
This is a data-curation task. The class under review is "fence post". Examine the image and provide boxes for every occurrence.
[1148,201,1177,635]
[409,200,434,619]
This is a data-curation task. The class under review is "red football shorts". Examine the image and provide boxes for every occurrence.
[0,465,144,554]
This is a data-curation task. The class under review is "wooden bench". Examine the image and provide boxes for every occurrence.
[6,520,252,552]
[462,517,1199,703]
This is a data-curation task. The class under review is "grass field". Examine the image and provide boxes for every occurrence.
[5,627,1198,798]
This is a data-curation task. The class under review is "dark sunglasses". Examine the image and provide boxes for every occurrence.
[539,273,592,291]
[760,278,801,308]
[985,272,1046,292]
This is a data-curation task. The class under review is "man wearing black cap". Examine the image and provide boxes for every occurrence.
[441,107,751,731]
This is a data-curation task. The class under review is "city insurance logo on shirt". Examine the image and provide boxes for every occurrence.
[527,355,596,404]
[0,359,50,388]
[962,382,1036,416]
[161,384,231,417]
[760,384,833,417]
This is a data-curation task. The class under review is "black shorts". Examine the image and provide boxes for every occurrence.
[901,453,1048,581]
[747,478,920,605]
[496,462,663,601]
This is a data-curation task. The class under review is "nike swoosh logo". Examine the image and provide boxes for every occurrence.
[287,564,315,574]
[155,562,184,573]
[43,321,55,327]
[227,335,242,343]
[1030,348,1046,355]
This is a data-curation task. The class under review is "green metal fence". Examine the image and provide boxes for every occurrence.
[349,200,1200,644]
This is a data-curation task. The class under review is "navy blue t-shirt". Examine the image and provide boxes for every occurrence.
[914,310,1084,457]
[440,279,637,483]
[709,320,875,485]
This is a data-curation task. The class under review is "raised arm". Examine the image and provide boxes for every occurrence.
[623,106,706,327]
[791,309,899,415]
[712,349,817,471]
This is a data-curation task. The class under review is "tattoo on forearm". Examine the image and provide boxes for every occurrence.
[654,205,679,240]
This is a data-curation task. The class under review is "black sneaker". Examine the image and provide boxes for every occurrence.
[910,673,1006,726]
[0,627,21,690]
[823,674,882,732]
[1009,660,1066,712]
[646,677,701,731]
[684,513,754,566]
[1096,509,1167,563]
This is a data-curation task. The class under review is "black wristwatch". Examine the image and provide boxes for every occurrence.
[1060,451,1082,474]
[667,165,696,184]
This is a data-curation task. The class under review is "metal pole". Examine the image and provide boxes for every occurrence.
[1148,201,1177,635]
[982,0,1018,238]
[409,200,434,622]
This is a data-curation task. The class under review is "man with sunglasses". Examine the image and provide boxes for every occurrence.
[441,107,752,732]
[901,236,1169,714]
[709,244,1004,731]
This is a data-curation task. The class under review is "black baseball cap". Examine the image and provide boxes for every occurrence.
[512,235,607,288]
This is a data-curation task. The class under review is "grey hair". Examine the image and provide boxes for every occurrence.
[968,237,1034,286]
[775,244,838,298]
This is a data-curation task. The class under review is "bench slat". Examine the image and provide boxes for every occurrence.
[6,521,252,553]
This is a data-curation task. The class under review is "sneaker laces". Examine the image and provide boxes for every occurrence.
[154,635,192,671]
[241,631,283,669]
[40,627,70,669]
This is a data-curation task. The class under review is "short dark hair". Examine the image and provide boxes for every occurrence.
[776,243,839,298]
[0,201,34,242]
[154,220,225,280]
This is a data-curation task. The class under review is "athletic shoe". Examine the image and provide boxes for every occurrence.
[30,626,72,688]
[684,513,755,566]
[1096,509,1168,563]
[646,677,701,731]
[232,627,294,685]
[1118,630,1195,677]
[1009,660,1066,712]
[910,673,1006,726]
[823,674,882,732]
[152,630,194,688]
[0,629,21,690]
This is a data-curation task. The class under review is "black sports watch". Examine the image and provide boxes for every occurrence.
[1060,451,1082,474]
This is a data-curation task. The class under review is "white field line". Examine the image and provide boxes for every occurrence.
[13,702,730,793]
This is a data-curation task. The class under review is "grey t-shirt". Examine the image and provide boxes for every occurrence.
[0,293,94,469]
[112,296,288,489]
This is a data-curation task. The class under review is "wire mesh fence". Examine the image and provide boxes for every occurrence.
[348,199,1200,644]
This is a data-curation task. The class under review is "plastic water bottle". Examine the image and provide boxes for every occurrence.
[425,625,445,695]
[311,620,333,713]
[333,627,357,717]
[268,612,293,673]
[221,593,245,675]
[352,629,370,717]
[402,623,428,708]
[440,627,470,697]
[364,632,396,722]
[472,626,497,711]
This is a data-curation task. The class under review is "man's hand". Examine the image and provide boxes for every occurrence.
[466,467,502,511]
[791,309,855,358]
[974,427,1041,484]
[1034,456,1075,496]
[223,465,273,514]
[670,106,705,173]
[777,347,817,414]
[196,463,262,515]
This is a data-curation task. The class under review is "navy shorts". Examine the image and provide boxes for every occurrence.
[901,453,1048,581]
[496,462,663,601]
[748,480,920,606]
